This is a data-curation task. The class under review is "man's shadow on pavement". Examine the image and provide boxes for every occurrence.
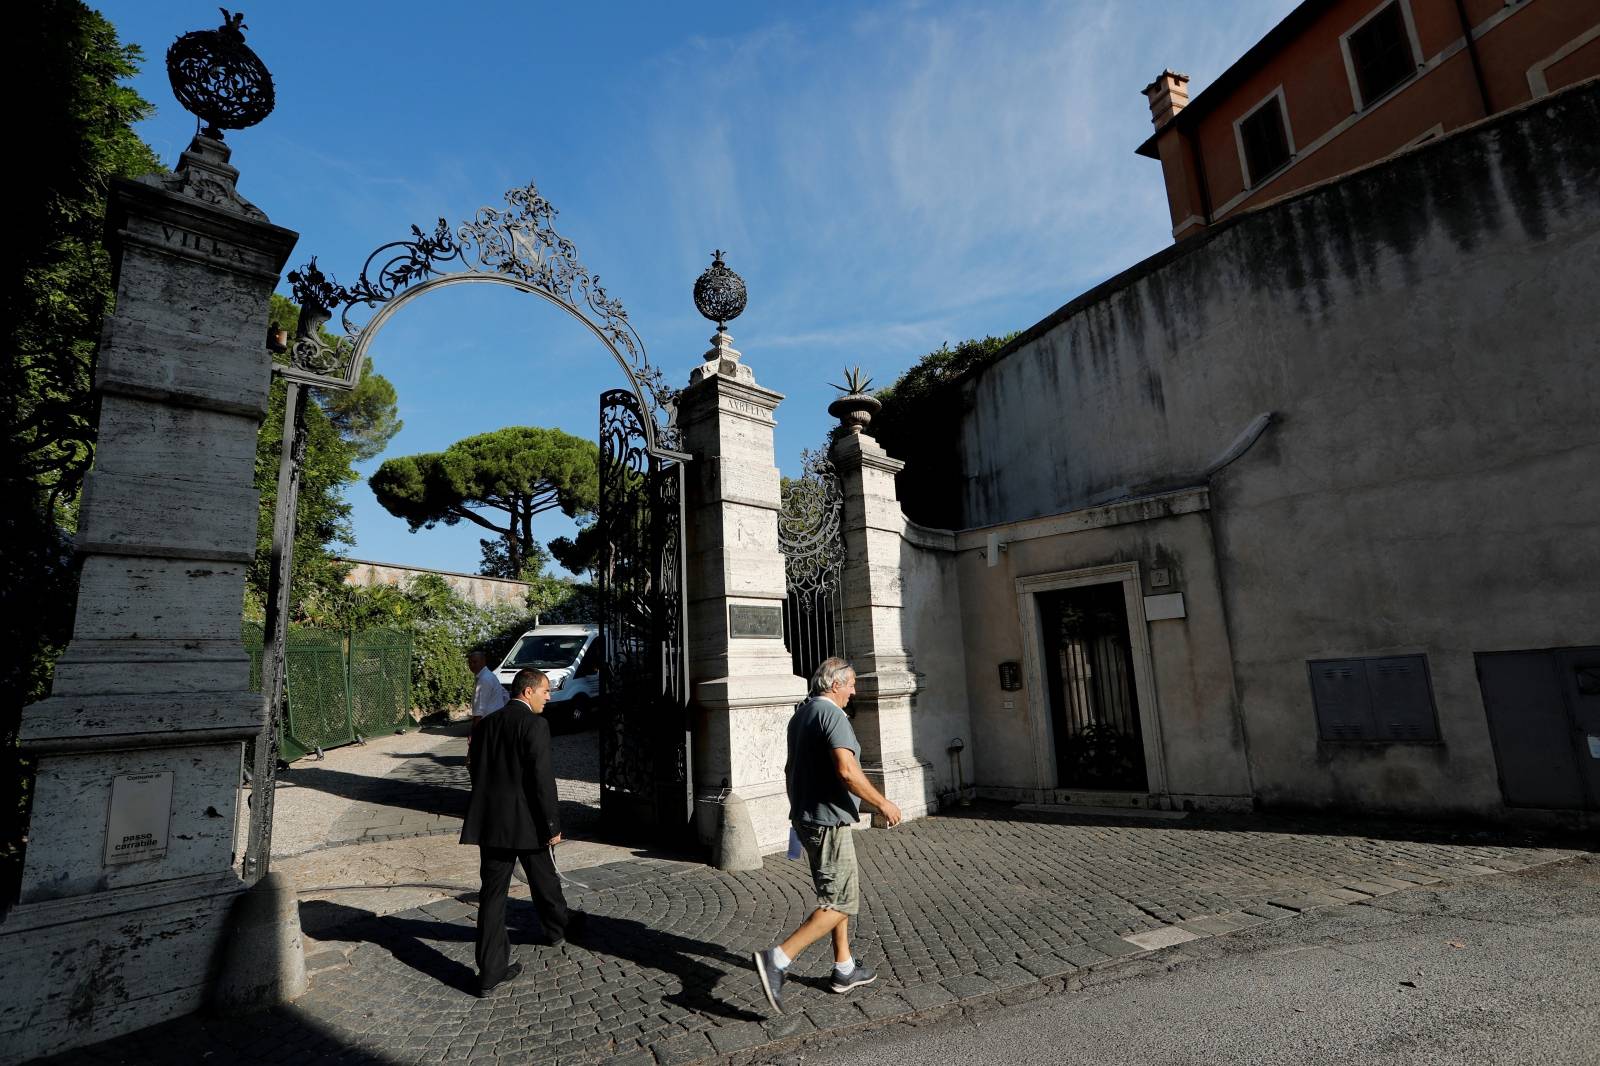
[301,900,480,996]
[301,898,765,1022]
[537,910,765,1023]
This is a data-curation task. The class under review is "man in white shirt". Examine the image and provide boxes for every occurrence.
[467,649,507,778]
[469,649,507,719]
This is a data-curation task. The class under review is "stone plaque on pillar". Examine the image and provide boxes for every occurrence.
[729,603,785,639]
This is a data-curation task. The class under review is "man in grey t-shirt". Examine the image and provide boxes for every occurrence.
[753,657,902,1014]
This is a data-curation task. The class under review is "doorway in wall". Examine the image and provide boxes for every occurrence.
[1477,646,1600,811]
[1038,582,1149,791]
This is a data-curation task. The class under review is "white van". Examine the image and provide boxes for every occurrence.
[495,624,601,732]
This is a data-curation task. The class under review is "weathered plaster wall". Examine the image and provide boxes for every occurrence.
[953,84,1600,817]
[951,495,1252,806]
[897,525,974,800]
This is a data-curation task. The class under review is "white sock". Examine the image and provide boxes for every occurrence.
[771,946,791,970]
[835,956,855,975]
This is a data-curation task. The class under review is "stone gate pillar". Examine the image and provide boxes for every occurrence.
[831,429,937,823]
[0,136,297,1058]
[679,331,807,860]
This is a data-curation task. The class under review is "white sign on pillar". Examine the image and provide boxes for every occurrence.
[103,772,175,866]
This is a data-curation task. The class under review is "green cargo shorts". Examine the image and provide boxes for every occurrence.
[795,823,859,915]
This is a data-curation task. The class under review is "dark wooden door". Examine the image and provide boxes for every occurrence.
[1039,583,1148,791]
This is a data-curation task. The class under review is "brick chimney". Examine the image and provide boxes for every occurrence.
[1143,70,1190,130]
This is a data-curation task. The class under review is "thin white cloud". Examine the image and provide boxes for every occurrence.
[642,0,1301,364]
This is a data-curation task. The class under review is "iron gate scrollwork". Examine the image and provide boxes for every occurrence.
[598,388,691,841]
[778,450,847,681]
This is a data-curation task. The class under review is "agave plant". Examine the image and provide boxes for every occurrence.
[829,366,874,396]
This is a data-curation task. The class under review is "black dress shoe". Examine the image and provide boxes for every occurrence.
[477,961,523,997]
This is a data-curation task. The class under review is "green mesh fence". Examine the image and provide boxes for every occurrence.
[240,624,413,763]
[349,628,413,738]
[285,628,351,758]
[243,621,265,690]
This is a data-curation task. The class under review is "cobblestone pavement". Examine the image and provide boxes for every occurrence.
[48,806,1582,1066]
[266,720,601,854]
[258,719,624,925]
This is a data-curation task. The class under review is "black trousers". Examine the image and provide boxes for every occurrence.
[475,845,569,983]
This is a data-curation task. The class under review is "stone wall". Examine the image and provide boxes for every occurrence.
[897,523,976,802]
[946,82,1600,818]
[950,492,1252,809]
[340,557,532,609]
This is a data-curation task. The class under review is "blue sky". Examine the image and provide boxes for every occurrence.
[100,0,1297,576]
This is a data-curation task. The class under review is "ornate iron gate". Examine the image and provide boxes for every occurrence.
[778,451,847,681]
[597,388,692,842]
[246,179,685,875]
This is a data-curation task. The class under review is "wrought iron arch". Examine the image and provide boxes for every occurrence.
[282,181,681,453]
[247,180,690,878]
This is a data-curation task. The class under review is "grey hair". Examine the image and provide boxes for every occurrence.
[809,657,855,696]
[511,668,548,695]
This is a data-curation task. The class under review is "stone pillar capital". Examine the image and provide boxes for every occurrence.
[678,363,785,432]
[830,428,905,479]
[688,329,757,387]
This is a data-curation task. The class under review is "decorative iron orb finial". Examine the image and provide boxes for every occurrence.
[166,9,275,139]
[286,257,345,317]
[692,250,747,330]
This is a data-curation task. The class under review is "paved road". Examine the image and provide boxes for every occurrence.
[787,855,1600,1066]
[48,806,1583,1065]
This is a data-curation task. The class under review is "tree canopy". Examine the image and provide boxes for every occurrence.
[247,294,405,621]
[369,427,599,579]
[864,333,1019,528]
[5,0,163,901]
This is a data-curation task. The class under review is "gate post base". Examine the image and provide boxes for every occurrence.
[210,871,308,1013]
[691,681,806,857]
[709,791,763,871]
[864,754,939,826]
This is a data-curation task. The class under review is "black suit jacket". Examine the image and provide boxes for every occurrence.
[460,699,561,849]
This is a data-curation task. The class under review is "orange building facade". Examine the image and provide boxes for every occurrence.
[1139,0,1600,240]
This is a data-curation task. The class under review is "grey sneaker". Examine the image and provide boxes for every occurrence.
[830,962,877,993]
[753,948,787,1013]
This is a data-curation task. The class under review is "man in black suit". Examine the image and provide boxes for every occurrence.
[460,667,575,996]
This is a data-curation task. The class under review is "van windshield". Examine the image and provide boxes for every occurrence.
[503,635,588,670]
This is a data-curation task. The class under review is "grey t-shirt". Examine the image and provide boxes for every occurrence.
[786,695,861,827]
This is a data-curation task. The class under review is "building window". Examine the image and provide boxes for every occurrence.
[1344,1,1419,109]
[1236,91,1292,187]
[1308,654,1440,743]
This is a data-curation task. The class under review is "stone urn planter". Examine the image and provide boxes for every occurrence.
[828,367,880,434]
